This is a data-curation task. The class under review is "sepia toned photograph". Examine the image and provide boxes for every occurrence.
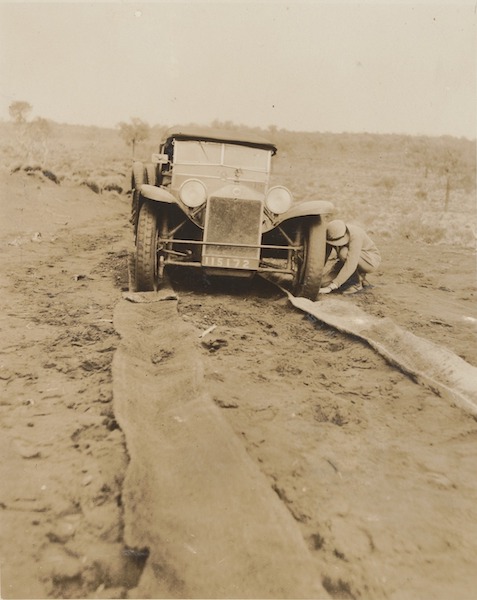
[0,1,476,598]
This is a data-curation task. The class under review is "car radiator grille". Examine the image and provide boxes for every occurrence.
[202,196,262,268]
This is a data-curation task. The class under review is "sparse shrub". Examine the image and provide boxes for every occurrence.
[419,223,447,245]
[82,180,101,194]
[374,175,398,195]
[9,163,60,185]
[103,182,123,194]
[455,170,476,194]
[397,214,446,245]
[42,169,59,184]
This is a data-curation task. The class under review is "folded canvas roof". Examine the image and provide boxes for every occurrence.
[163,126,277,155]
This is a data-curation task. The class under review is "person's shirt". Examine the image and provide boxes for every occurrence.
[331,224,380,288]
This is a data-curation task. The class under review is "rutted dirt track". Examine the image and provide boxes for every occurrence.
[1,172,477,599]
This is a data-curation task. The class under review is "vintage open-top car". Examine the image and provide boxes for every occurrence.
[130,127,334,299]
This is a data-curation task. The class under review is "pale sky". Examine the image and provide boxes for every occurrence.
[0,1,475,138]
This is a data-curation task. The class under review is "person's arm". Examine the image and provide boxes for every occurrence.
[331,234,362,288]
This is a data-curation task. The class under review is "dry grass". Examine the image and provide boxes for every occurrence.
[0,121,131,194]
[270,131,476,248]
[0,121,475,247]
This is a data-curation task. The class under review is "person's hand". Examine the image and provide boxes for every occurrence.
[319,282,338,294]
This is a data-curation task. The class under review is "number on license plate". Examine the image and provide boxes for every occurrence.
[202,256,258,269]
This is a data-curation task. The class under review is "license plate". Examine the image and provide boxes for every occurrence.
[202,255,259,270]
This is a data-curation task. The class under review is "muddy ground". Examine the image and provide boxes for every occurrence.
[1,171,476,599]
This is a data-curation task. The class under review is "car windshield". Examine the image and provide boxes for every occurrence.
[174,140,270,172]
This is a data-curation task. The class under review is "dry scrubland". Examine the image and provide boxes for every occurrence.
[0,120,475,248]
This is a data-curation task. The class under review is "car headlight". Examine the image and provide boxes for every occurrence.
[179,179,207,208]
[265,186,293,214]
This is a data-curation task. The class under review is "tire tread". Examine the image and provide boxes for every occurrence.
[135,202,158,291]
[297,217,326,300]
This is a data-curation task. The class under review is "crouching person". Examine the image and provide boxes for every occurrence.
[319,220,381,295]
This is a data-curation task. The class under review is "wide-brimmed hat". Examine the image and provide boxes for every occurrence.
[326,220,349,246]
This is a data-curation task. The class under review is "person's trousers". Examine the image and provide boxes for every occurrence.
[322,250,380,287]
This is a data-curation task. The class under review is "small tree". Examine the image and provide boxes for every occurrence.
[432,142,474,211]
[9,101,32,124]
[407,137,475,211]
[118,117,150,158]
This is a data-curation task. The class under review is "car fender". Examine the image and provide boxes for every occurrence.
[139,184,176,204]
[264,200,335,232]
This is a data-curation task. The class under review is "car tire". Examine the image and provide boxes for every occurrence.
[294,217,326,300]
[135,200,160,292]
[131,161,145,230]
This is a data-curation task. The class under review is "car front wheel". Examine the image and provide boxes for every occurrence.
[135,201,161,292]
[293,217,326,300]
